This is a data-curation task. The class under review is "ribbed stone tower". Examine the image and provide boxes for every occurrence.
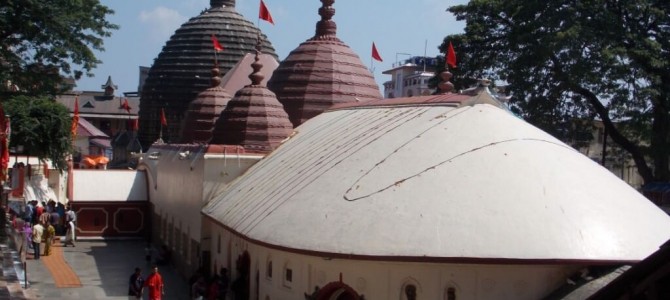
[267,0,382,128]
[179,65,232,144]
[211,39,293,153]
[139,0,277,148]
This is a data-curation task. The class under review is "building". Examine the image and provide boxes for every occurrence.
[56,76,140,168]
[138,0,278,148]
[66,0,670,299]
[382,56,438,98]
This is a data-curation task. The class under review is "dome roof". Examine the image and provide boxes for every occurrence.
[179,67,232,144]
[267,0,382,128]
[139,0,277,148]
[204,96,670,262]
[210,44,293,153]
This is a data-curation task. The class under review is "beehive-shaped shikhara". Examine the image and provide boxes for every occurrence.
[211,40,293,153]
[267,0,382,128]
[139,0,277,148]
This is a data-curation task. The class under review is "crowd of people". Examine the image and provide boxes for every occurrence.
[186,267,229,300]
[10,199,77,259]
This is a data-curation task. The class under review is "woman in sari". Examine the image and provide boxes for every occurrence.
[43,221,55,256]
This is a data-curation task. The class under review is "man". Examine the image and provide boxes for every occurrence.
[144,265,164,300]
[128,267,144,300]
[31,221,44,260]
[24,200,35,224]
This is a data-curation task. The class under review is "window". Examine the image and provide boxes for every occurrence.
[283,261,294,288]
[217,234,221,254]
[285,268,293,282]
[266,259,273,279]
[446,287,456,300]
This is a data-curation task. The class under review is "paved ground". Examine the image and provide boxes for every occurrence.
[0,225,190,300]
[23,239,190,299]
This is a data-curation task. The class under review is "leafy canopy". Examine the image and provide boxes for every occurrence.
[444,0,670,184]
[0,0,118,95]
[4,95,73,171]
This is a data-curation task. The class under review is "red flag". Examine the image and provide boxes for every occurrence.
[211,34,224,52]
[0,104,8,181]
[446,41,457,69]
[121,98,131,113]
[259,0,274,25]
[160,108,167,127]
[71,96,79,137]
[371,42,383,62]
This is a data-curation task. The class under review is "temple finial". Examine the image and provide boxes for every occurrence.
[315,0,336,38]
[211,0,235,8]
[438,71,454,94]
[249,35,264,86]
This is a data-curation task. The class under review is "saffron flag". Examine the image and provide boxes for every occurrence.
[211,34,224,52]
[446,41,457,69]
[71,96,79,137]
[160,108,168,127]
[259,0,274,25]
[121,98,131,113]
[371,42,383,62]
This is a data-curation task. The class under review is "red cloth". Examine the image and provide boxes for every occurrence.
[144,272,164,300]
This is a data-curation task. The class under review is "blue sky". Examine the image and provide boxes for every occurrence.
[76,0,467,93]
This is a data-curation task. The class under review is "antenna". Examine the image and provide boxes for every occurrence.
[423,39,428,72]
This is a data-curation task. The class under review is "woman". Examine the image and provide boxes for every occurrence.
[63,220,76,247]
[43,221,55,256]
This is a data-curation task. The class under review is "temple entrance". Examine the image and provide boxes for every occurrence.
[232,251,251,300]
[315,281,361,300]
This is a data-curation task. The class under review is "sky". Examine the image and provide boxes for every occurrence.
[76,0,468,94]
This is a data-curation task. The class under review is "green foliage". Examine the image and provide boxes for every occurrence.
[0,0,118,96]
[4,96,72,171]
[442,0,670,184]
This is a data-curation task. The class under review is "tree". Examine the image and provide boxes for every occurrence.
[0,0,118,95]
[4,95,72,171]
[442,0,670,185]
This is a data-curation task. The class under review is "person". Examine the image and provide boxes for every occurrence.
[128,267,144,300]
[23,221,32,251]
[43,221,55,256]
[50,209,61,237]
[31,221,44,259]
[207,274,220,300]
[144,265,165,300]
[219,268,229,300]
[24,200,35,224]
[63,220,76,247]
[191,275,206,300]
[66,206,77,224]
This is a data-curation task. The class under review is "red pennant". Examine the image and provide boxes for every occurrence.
[121,98,131,113]
[160,108,168,127]
[371,42,383,62]
[446,41,457,69]
[259,0,274,25]
[211,34,224,52]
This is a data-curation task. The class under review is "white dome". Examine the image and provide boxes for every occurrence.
[203,101,670,262]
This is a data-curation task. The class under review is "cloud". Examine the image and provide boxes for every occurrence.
[139,6,188,40]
